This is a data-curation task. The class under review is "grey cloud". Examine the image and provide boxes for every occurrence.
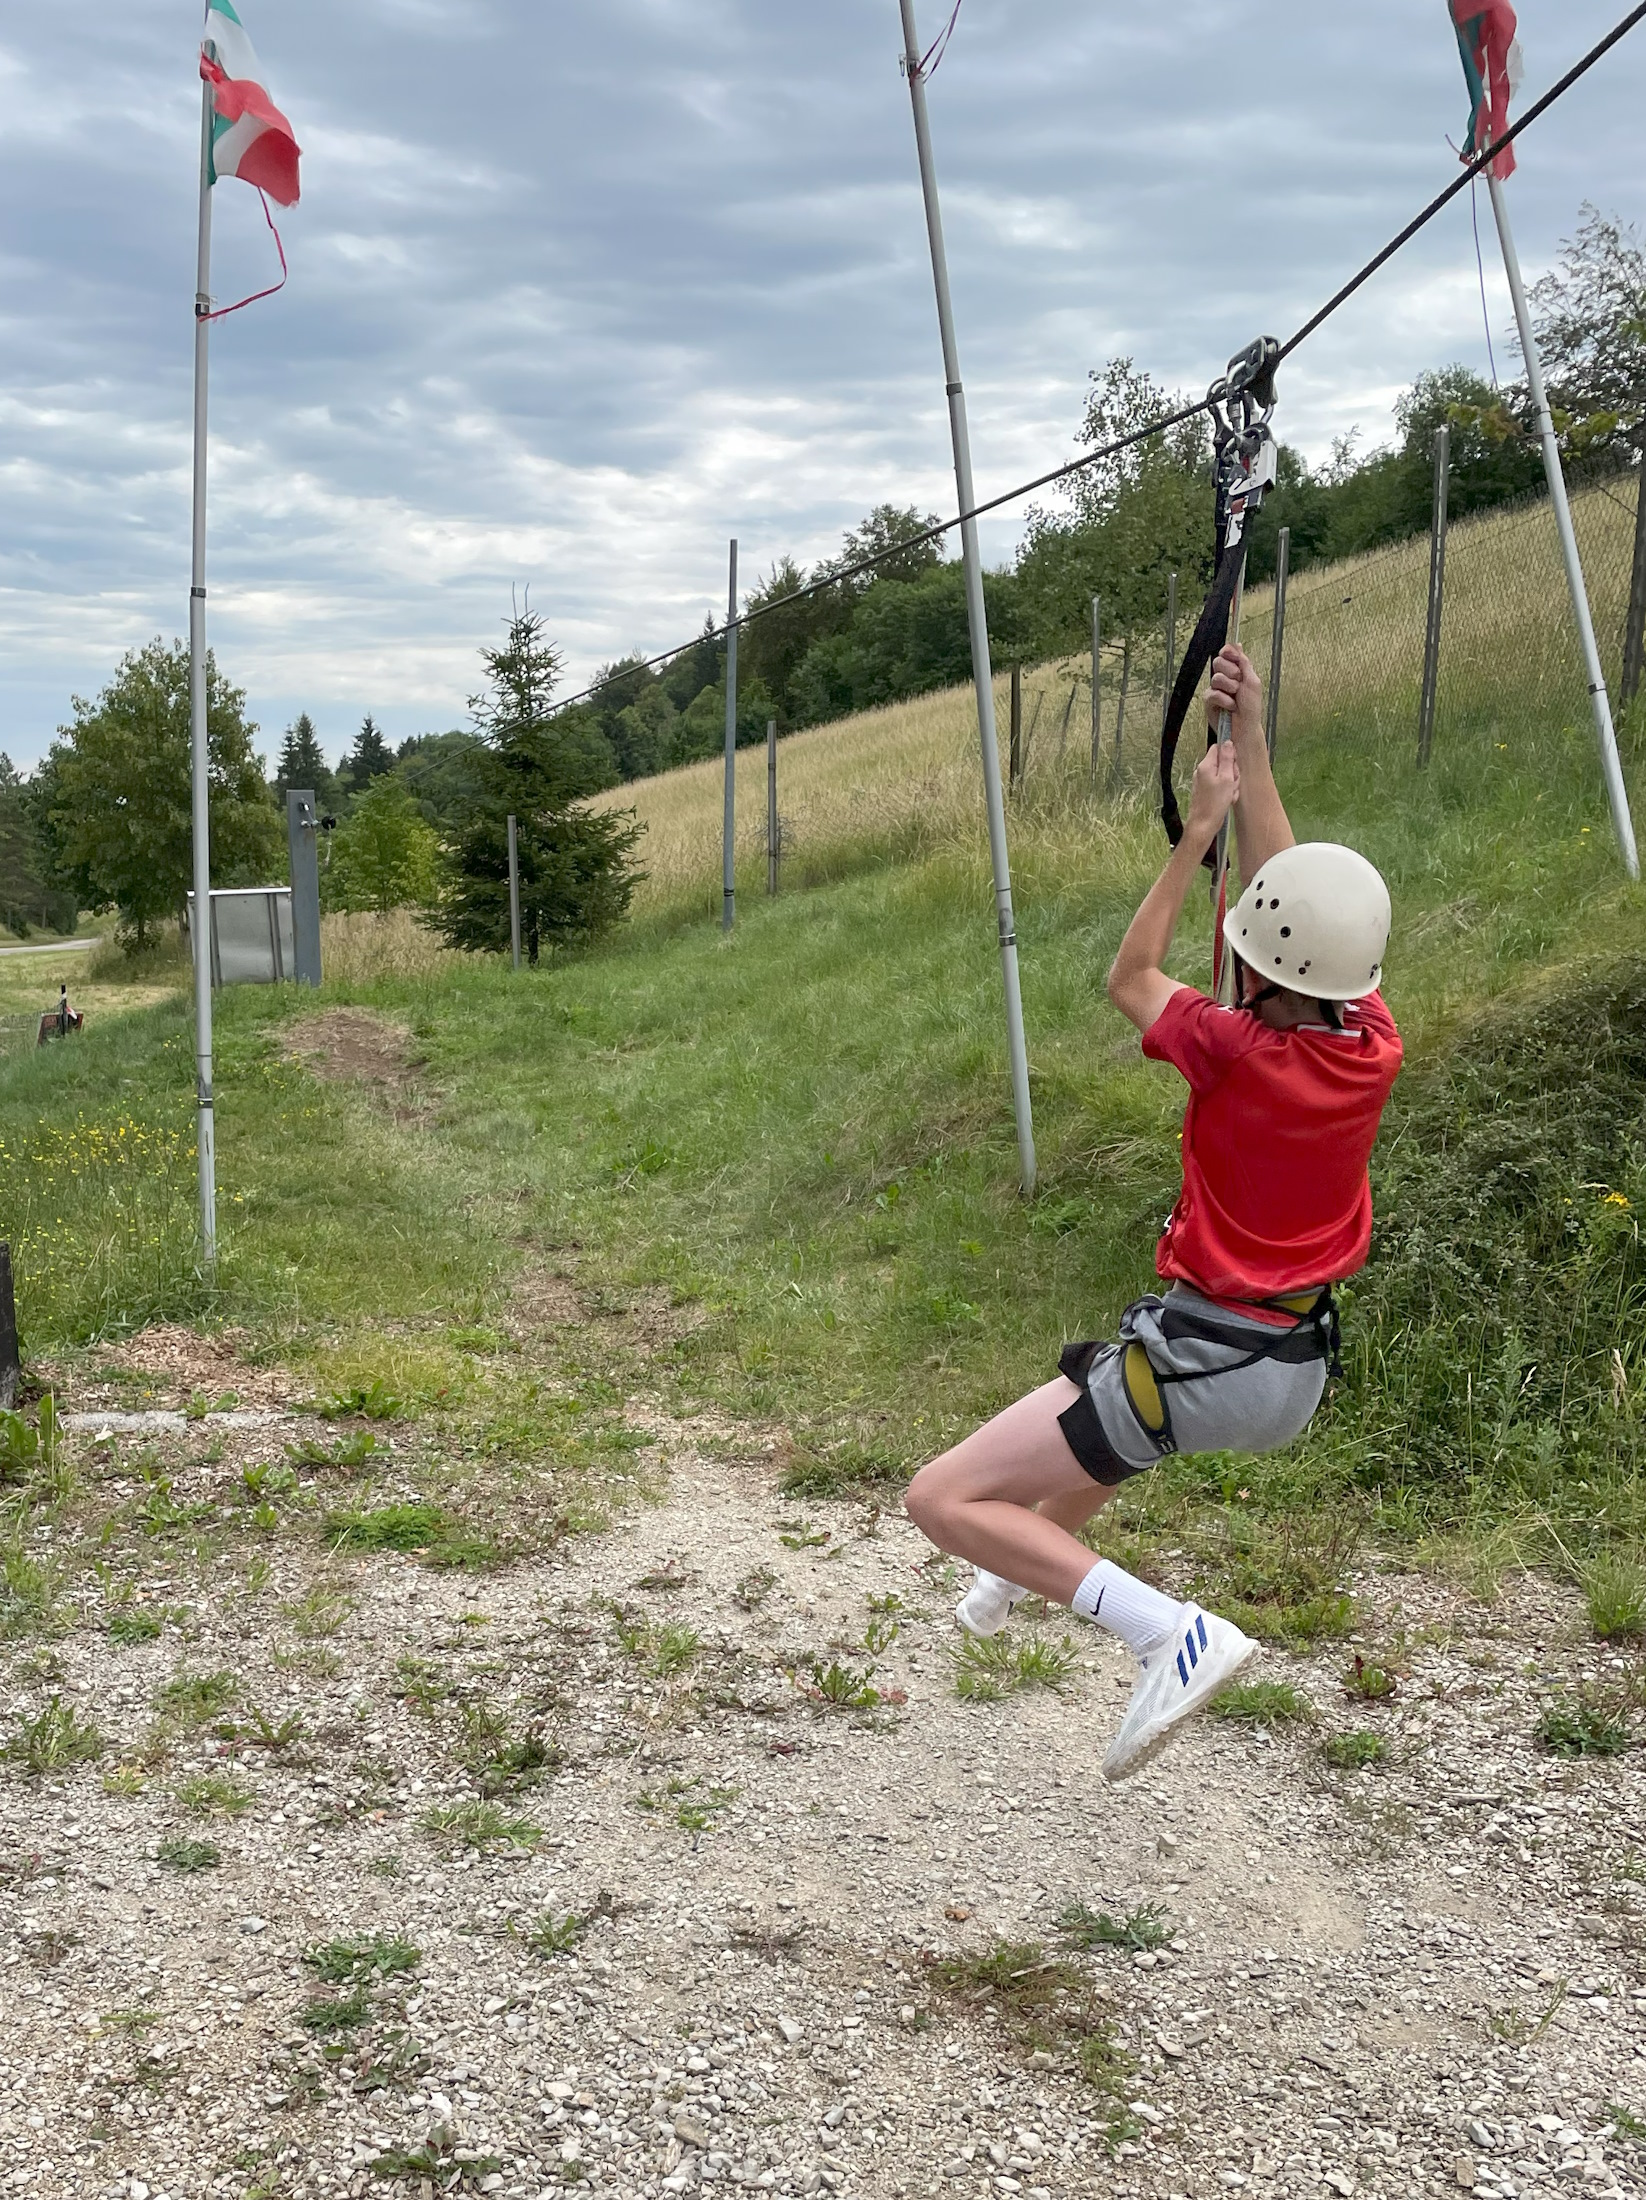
[0,0,1640,766]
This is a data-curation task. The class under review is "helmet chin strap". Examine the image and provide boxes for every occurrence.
[1232,956,1283,1014]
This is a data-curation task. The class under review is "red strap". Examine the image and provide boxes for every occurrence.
[200,190,289,323]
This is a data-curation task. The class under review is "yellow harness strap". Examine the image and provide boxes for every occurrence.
[1123,1344,1166,1432]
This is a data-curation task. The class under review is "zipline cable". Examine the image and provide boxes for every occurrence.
[550,0,1646,719]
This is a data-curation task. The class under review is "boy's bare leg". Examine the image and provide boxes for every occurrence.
[904,1379,1118,1607]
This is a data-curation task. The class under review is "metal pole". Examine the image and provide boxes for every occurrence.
[1622,460,1646,713]
[898,0,1035,1193]
[286,790,322,986]
[1009,662,1021,790]
[507,814,522,970]
[1418,426,1451,768]
[1162,572,1178,721]
[1266,525,1290,762]
[1488,174,1639,879]
[1089,596,1101,783]
[188,83,218,1274]
[766,720,778,896]
[722,539,739,932]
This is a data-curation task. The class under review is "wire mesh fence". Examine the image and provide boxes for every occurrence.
[596,464,1646,924]
[1053,464,1646,837]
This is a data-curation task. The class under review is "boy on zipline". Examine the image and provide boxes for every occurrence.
[905,642,1401,1781]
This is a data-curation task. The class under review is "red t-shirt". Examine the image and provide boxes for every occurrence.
[1141,987,1403,1303]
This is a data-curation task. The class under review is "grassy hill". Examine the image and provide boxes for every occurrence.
[4,477,1645,1634]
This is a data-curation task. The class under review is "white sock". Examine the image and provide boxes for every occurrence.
[1071,1560,1181,1654]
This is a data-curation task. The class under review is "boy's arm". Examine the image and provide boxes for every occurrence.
[1108,742,1240,1032]
[1207,644,1295,885]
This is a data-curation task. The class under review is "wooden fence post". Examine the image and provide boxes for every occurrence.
[0,1244,18,1412]
[1266,524,1290,761]
[766,721,779,896]
[1418,424,1451,767]
[1009,662,1022,790]
[1089,597,1102,784]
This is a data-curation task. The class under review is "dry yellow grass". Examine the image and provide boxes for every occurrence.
[595,473,1642,927]
[591,659,1101,926]
[320,908,471,984]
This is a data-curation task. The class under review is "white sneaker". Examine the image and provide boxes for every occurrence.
[954,1567,1026,1638]
[1102,1604,1256,1782]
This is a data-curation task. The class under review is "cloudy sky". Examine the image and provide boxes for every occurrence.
[1,0,1642,772]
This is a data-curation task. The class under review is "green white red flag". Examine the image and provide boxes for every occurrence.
[1449,1,1522,180]
[199,0,302,207]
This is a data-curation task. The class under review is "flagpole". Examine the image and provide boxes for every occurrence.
[897,0,1036,1196]
[1486,173,1640,880]
[189,80,219,1272]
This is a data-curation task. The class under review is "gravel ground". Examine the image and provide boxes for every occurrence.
[2,1345,1643,2200]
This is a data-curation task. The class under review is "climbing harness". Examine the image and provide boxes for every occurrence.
[1059,1285,1342,1465]
[1157,336,1282,1002]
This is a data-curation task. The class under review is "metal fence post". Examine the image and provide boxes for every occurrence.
[1623,460,1646,713]
[722,538,739,932]
[1418,423,1451,768]
[1089,597,1101,783]
[507,814,522,970]
[1266,525,1290,762]
[766,720,779,895]
[1009,662,1022,790]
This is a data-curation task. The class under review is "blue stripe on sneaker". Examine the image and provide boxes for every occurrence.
[1176,1650,1188,1686]
[1196,1613,1208,1651]
[1184,1629,1199,1670]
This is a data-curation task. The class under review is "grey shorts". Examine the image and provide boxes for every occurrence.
[1055,1284,1331,1486]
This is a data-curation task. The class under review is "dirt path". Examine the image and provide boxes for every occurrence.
[1,1377,1643,2200]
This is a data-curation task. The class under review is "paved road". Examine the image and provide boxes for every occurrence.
[0,937,100,958]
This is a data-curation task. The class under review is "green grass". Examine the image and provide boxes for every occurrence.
[953,1632,1077,1702]
[1208,1679,1314,1725]
[4,1695,103,1775]
[421,1799,541,1851]
[1584,1556,1646,1642]
[177,1772,253,1818]
[1323,1730,1389,1769]
[3,640,1645,1600]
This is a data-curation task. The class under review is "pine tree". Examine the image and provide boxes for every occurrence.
[273,712,338,810]
[340,713,394,797]
[432,606,642,963]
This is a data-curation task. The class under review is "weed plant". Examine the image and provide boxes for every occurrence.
[156,1837,220,1873]
[1056,1901,1173,1955]
[1209,1680,1314,1724]
[953,1633,1076,1702]
[1324,1731,1389,1769]
[1537,1688,1634,1758]
[926,1937,1132,2093]
[421,1800,540,1851]
[4,1696,103,1775]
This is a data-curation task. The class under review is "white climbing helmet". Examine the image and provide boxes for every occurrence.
[1223,842,1391,1001]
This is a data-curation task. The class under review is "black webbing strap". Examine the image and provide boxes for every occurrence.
[1157,532,1248,865]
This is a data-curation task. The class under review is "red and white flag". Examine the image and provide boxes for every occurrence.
[1449,1,1523,180]
[200,0,302,208]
